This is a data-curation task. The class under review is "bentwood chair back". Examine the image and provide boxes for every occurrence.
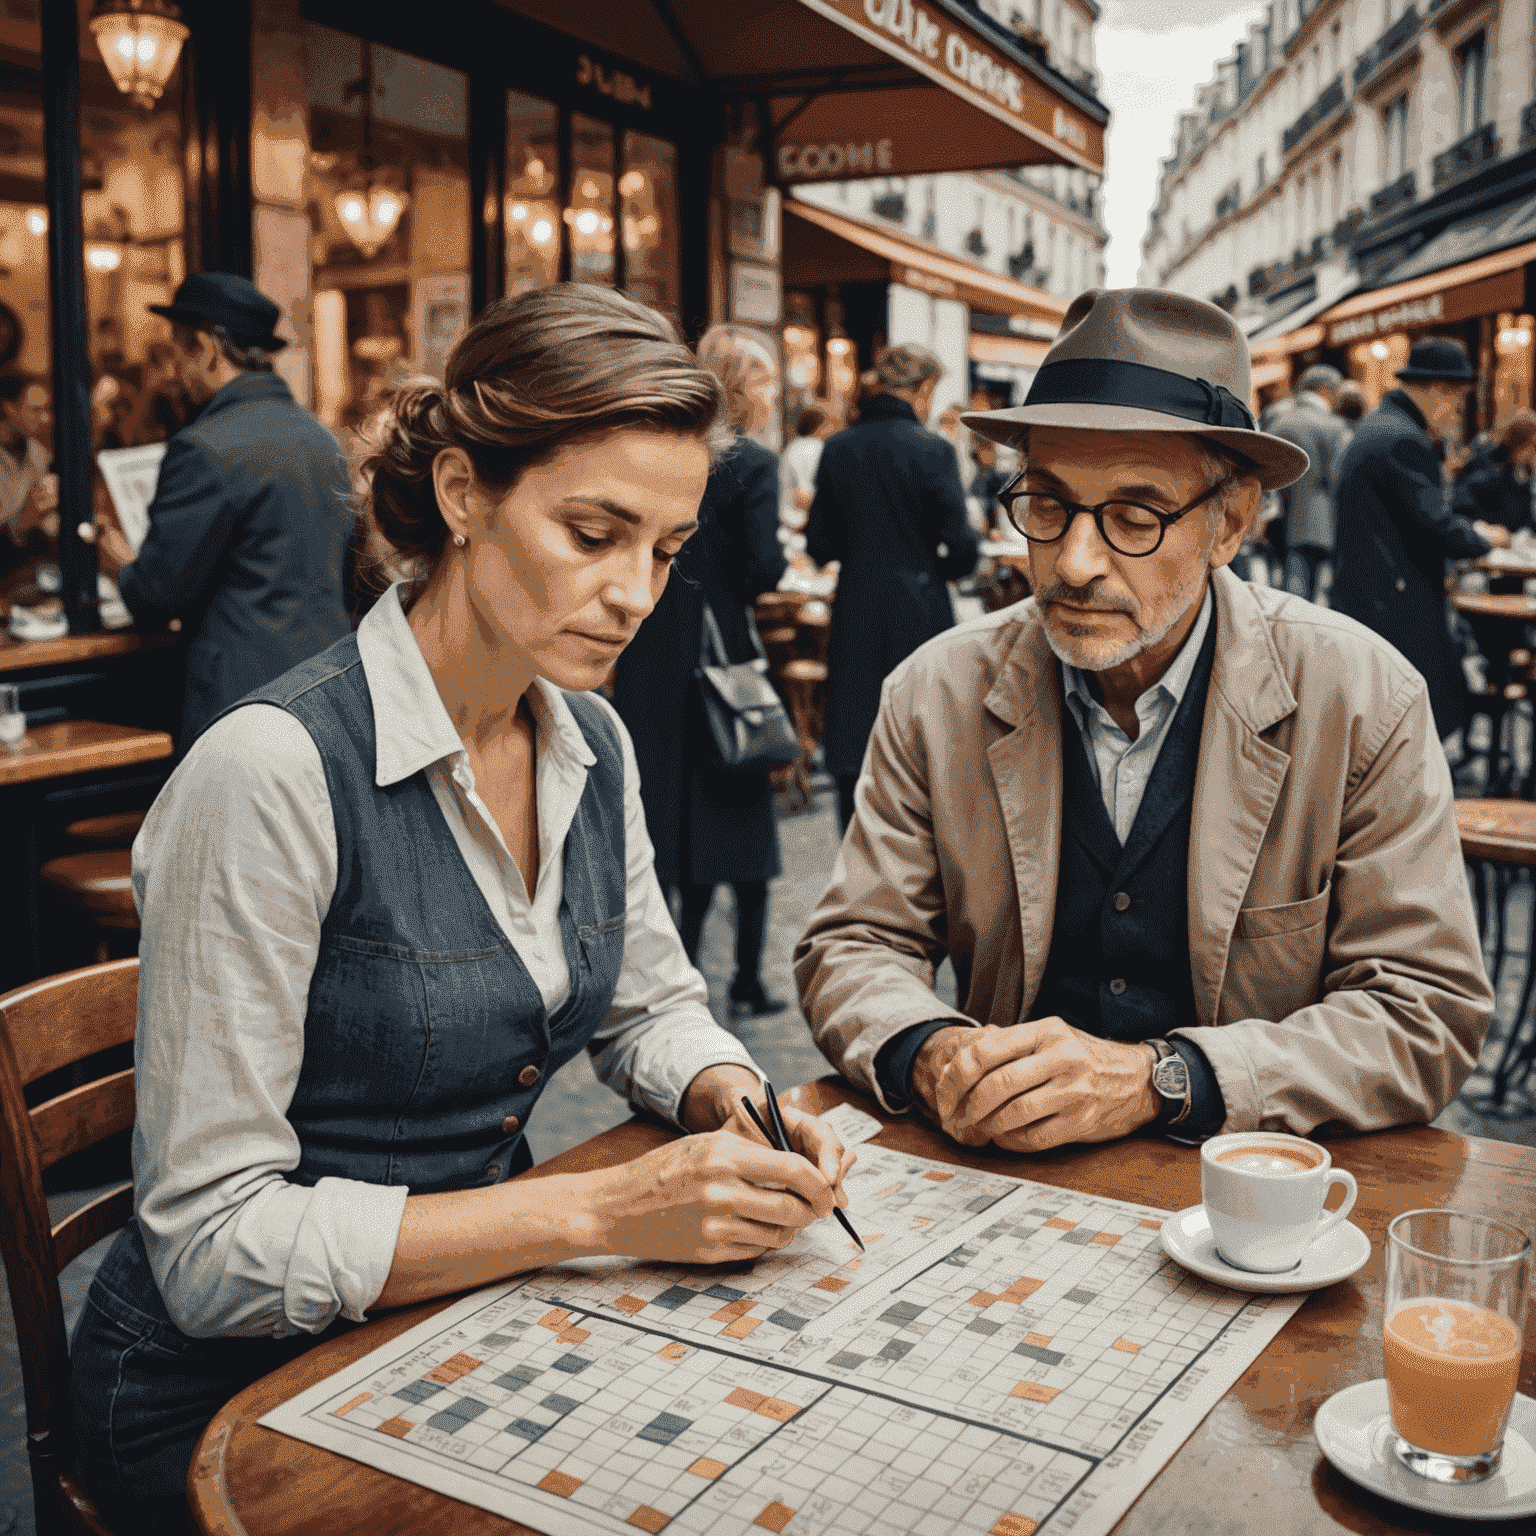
[0,958,139,1536]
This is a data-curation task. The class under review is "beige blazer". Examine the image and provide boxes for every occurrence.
[795,566,1493,1135]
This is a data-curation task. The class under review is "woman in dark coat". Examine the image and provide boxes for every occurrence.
[806,343,978,831]
[613,325,789,1018]
[1453,408,1536,532]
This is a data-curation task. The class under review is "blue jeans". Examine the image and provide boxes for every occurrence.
[71,1221,355,1532]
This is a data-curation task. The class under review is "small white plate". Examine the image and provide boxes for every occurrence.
[1315,1380,1536,1520]
[1159,1203,1371,1292]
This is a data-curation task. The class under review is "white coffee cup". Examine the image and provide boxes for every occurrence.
[1200,1132,1357,1273]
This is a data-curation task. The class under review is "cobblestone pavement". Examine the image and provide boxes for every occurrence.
[4,782,1535,1534]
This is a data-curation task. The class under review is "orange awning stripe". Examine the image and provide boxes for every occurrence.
[1317,240,1536,324]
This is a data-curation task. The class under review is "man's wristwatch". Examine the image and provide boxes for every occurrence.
[1145,1038,1192,1128]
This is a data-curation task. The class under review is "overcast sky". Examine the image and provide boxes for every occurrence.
[1096,1,1268,286]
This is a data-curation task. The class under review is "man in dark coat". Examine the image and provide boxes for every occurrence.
[806,344,978,830]
[1270,364,1350,602]
[1331,337,1509,741]
[100,274,353,745]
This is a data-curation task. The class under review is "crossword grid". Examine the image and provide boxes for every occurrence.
[263,1149,1306,1536]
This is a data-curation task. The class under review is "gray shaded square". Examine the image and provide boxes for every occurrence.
[703,1284,746,1302]
[637,1412,693,1445]
[541,1394,581,1416]
[1013,1342,1066,1367]
[494,1365,540,1391]
[426,1409,472,1433]
[1056,1228,1095,1246]
[506,1418,548,1441]
[394,1380,443,1405]
[649,1286,698,1310]
[966,1318,1001,1336]
[481,1329,525,1349]
[441,1397,490,1423]
[881,1301,925,1323]
[550,1353,591,1375]
[1064,1287,1099,1305]
[768,1310,809,1330]
[878,1339,914,1361]
[828,1351,867,1369]
[967,1194,1001,1212]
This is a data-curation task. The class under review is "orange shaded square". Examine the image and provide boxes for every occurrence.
[426,1352,482,1384]
[813,1276,850,1293]
[1043,1217,1076,1231]
[967,1292,1000,1307]
[723,1316,762,1339]
[711,1298,755,1322]
[1112,1339,1141,1354]
[875,1182,903,1197]
[754,1397,798,1422]
[991,1517,1039,1536]
[612,1295,648,1315]
[922,1171,954,1182]
[378,1417,415,1438]
[557,1326,590,1344]
[1002,1278,1044,1302]
[627,1507,669,1534]
[863,1234,883,1244]
[726,1387,766,1411]
[1011,1381,1060,1403]
[658,1342,688,1361]
[1091,1232,1122,1247]
[754,1502,796,1533]
[1139,1218,1163,1231]
[539,1470,583,1497]
[538,1309,572,1332]
[911,1215,934,1227]
[332,1392,371,1418]
[1024,1332,1053,1347]
[688,1457,729,1480]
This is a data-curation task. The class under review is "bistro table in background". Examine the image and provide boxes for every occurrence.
[189,1077,1536,1536]
[1451,589,1536,794]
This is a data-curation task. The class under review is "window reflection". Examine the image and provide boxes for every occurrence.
[621,130,678,315]
[505,90,558,296]
[567,114,614,286]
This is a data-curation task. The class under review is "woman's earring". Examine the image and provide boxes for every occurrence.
[453,533,467,547]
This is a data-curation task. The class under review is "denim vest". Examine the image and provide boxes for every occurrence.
[1033,615,1217,1041]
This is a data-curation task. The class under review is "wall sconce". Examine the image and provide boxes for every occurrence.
[86,243,124,272]
[24,209,46,236]
[89,0,188,111]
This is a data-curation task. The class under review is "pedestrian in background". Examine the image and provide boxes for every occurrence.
[612,324,790,1020]
[780,402,828,531]
[1331,337,1511,743]
[1334,380,1368,424]
[1453,408,1536,534]
[0,375,56,573]
[98,273,353,746]
[806,342,978,832]
[1270,364,1350,602]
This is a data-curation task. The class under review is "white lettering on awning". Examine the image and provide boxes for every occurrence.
[864,0,942,59]
[778,139,894,179]
[1328,293,1444,347]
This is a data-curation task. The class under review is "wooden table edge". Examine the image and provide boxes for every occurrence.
[0,726,174,788]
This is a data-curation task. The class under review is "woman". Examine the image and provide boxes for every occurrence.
[806,343,978,832]
[612,325,789,1019]
[1453,409,1536,533]
[780,402,828,531]
[70,286,850,1532]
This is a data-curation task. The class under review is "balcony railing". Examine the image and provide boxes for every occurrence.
[1432,121,1499,190]
[1282,74,1346,157]
[1368,171,1416,218]
[1215,182,1241,222]
[1353,6,1421,88]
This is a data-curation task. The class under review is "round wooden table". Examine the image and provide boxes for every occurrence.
[189,1079,1536,1536]
[1475,553,1536,586]
[1453,589,1536,622]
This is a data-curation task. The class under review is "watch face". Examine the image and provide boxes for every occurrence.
[1152,1057,1189,1097]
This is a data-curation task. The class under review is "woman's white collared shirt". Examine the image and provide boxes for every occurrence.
[131,583,762,1340]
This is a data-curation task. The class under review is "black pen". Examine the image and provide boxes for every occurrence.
[740,1089,864,1252]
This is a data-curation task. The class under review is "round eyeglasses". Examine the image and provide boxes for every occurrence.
[998,474,1230,558]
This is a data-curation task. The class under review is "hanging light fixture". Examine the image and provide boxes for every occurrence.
[88,0,189,111]
[334,42,409,261]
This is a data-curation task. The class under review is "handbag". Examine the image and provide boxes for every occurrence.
[695,602,802,772]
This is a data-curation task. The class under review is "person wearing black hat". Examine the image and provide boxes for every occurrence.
[1330,336,1509,743]
[98,273,353,745]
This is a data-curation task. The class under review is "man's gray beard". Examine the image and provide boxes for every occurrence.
[1040,561,1210,673]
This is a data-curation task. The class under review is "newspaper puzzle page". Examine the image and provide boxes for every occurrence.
[261,1144,1305,1536]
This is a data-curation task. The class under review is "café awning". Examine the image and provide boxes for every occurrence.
[783,198,1072,324]
[506,0,1106,177]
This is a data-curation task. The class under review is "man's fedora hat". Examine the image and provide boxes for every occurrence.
[1395,336,1477,384]
[149,272,286,351]
[963,288,1308,492]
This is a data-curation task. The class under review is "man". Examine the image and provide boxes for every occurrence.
[0,376,57,571]
[806,343,978,831]
[795,290,1491,1152]
[1331,337,1510,745]
[100,273,353,745]
[1269,364,1350,602]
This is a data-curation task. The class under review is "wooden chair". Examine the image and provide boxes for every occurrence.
[0,958,138,1535]
[38,852,138,966]
[60,812,145,852]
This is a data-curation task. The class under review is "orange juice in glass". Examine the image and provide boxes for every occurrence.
[1384,1210,1530,1484]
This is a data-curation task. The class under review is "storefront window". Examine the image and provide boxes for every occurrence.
[567,114,614,286]
[505,89,557,297]
[620,130,678,315]
[1349,332,1410,409]
[1493,312,1533,427]
[305,25,470,431]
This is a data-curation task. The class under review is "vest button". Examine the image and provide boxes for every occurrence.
[1395,577,1406,592]
[502,1115,521,1136]
[1113,892,1131,912]
[1109,978,1127,995]
[518,1065,541,1088]
[485,1164,501,1180]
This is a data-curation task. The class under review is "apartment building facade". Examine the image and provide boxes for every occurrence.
[1138,0,1536,429]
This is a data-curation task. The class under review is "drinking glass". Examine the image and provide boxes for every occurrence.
[0,685,25,751]
[1384,1209,1530,1484]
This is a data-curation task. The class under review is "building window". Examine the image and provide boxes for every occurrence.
[1457,33,1486,138]
[505,90,559,297]
[1255,153,1267,189]
[1383,93,1409,182]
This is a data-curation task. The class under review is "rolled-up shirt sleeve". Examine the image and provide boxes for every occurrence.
[584,699,766,1122]
[132,705,407,1340]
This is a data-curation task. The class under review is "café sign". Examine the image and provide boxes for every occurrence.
[1328,294,1442,348]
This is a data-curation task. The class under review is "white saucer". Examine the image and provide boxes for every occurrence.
[1159,1203,1370,1292]
[1315,1380,1536,1520]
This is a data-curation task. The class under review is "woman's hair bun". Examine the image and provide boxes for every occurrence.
[358,379,452,567]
